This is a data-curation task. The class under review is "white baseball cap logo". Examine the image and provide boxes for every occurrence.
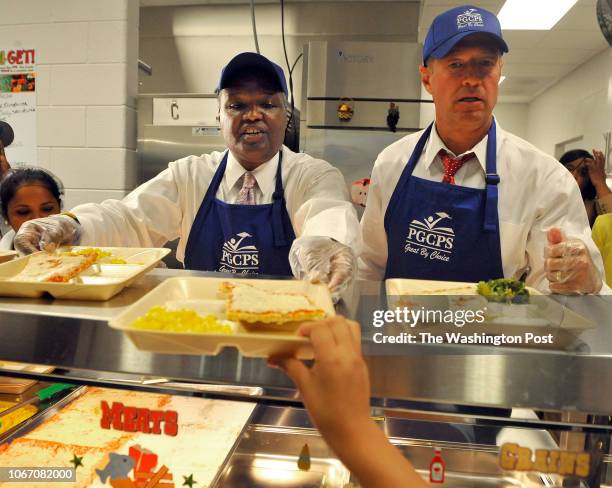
[457,8,484,28]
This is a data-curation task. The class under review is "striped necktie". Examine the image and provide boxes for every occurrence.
[236,171,257,204]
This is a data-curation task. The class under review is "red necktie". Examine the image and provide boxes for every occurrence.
[439,149,475,184]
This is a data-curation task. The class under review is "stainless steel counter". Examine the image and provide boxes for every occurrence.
[0,269,611,422]
[213,405,565,487]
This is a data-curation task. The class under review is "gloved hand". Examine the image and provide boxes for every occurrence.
[14,215,82,254]
[544,227,602,294]
[289,236,356,302]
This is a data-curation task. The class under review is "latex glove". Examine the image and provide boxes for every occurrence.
[289,236,356,302]
[14,215,82,254]
[270,317,369,440]
[544,227,602,294]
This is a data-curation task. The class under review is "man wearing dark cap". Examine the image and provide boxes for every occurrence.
[14,52,360,299]
[360,5,606,294]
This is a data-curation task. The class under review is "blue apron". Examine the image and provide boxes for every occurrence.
[184,151,295,276]
[384,121,504,281]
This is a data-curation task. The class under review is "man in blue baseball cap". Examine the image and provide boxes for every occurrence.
[14,52,361,300]
[360,5,607,294]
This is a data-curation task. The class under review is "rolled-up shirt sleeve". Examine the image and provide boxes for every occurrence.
[72,162,183,248]
[291,160,362,256]
[71,148,362,262]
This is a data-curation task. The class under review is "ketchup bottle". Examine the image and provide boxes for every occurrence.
[429,448,445,484]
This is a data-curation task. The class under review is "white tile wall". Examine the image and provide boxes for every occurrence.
[86,107,136,149]
[50,0,131,23]
[0,23,88,64]
[0,0,54,25]
[37,107,86,147]
[36,147,52,170]
[50,64,128,106]
[126,2,140,109]
[88,22,128,63]
[49,148,137,190]
[3,0,139,206]
[35,66,51,106]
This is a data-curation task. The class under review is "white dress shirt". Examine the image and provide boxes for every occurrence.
[359,121,607,293]
[221,151,278,204]
[72,146,361,264]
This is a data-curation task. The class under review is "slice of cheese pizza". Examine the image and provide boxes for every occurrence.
[221,281,326,324]
[12,251,98,283]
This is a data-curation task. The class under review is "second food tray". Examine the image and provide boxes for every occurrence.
[109,276,335,358]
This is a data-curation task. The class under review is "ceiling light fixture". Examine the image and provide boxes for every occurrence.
[498,0,579,30]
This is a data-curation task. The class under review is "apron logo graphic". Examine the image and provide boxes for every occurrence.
[405,212,454,263]
[457,8,484,28]
[219,232,260,274]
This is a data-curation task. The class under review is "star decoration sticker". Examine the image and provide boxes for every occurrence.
[182,474,196,487]
[70,454,84,469]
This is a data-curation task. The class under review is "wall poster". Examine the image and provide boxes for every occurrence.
[0,48,36,167]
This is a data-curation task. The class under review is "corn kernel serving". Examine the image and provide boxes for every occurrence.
[130,306,234,334]
[63,248,128,264]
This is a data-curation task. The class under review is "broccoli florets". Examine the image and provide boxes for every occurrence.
[477,278,529,304]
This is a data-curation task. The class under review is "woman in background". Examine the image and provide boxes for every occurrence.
[559,149,612,226]
[0,168,62,250]
[0,139,9,179]
[0,138,11,239]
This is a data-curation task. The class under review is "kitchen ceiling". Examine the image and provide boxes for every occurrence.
[139,0,610,102]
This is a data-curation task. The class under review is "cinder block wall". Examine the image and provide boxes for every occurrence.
[0,0,139,209]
